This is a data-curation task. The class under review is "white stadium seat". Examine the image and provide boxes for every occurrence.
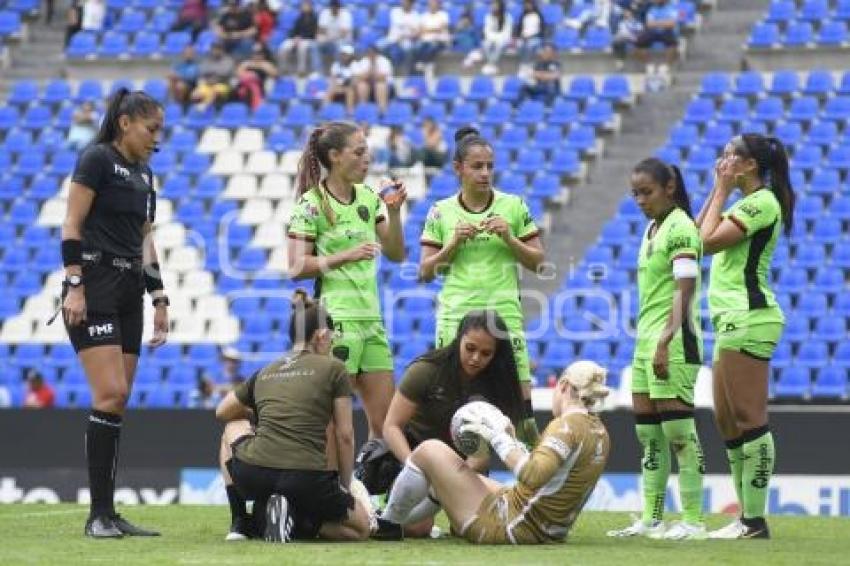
[32,318,66,343]
[195,295,229,320]
[0,317,33,341]
[273,199,296,221]
[152,222,186,250]
[197,127,232,154]
[279,151,301,175]
[210,150,245,176]
[252,222,286,248]
[207,317,240,343]
[245,151,278,175]
[266,246,289,273]
[232,127,265,153]
[180,271,214,297]
[167,247,201,273]
[223,174,258,200]
[258,173,293,198]
[238,198,274,225]
[37,199,64,226]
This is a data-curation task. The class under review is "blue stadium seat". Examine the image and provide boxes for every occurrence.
[753,96,784,122]
[670,124,699,148]
[549,148,580,176]
[181,152,211,175]
[702,122,734,149]
[132,31,160,58]
[831,195,850,222]
[514,100,546,127]
[530,173,560,198]
[514,149,545,175]
[548,98,579,126]
[813,266,844,293]
[184,105,215,130]
[281,102,313,127]
[352,102,379,124]
[381,101,413,127]
[76,79,104,103]
[765,1,795,24]
[162,31,191,56]
[432,76,461,102]
[581,26,611,51]
[838,0,850,21]
[812,366,848,399]
[783,316,810,342]
[772,341,792,368]
[419,101,447,123]
[733,72,765,98]
[498,125,528,151]
[796,195,823,221]
[800,0,830,23]
[566,75,597,101]
[21,105,51,130]
[99,31,130,58]
[775,367,810,398]
[784,21,814,47]
[266,77,297,104]
[497,171,524,194]
[700,72,730,97]
[749,22,780,48]
[467,75,495,102]
[815,316,847,343]
[772,121,802,147]
[582,100,614,127]
[797,341,829,369]
[812,216,840,240]
[217,102,249,128]
[302,77,328,103]
[116,10,147,33]
[768,70,800,97]
[533,125,563,152]
[565,125,595,153]
[600,75,631,103]
[802,70,835,97]
[683,97,715,124]
[810,169,840,196]
[447,102,479,127]
[823,96,850,121]
[685,146,717,173]
[151,9,176,33]
[7,80,38,107]
[542,340,575,370]
[717,97,749,123]
[777,268,808,294]
[67,31,97,58]
[48,150,77,176]
[792,145,822,171]
[499,76,525,103]
[396,75,429,102]
[267,127,297,152]
[793,242,825,268]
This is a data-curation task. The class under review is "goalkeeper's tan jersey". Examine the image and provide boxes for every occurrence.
[465,410,609,544]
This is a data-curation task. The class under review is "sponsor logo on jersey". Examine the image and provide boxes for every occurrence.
[750,442,773,489]
[666,235,692,253]
[738,202,761,218]
[113,164,131,178]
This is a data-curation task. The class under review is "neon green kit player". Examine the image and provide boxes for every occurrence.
[697,134,796,540]
[286,121,407,440]
[419,126,546,446]
[607,158,707,541]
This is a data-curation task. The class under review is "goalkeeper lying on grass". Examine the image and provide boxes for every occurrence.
[374,361,611,544]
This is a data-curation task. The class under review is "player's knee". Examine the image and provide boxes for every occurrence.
[411,439,443,465]
[95,384,129,412]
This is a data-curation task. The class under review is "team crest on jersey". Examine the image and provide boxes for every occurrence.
[305,203,320,218]
[357,205,370,222]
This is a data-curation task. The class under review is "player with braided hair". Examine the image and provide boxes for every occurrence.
[286,121,406,450]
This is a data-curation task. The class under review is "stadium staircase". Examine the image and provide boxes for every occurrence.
[0,15,66,100]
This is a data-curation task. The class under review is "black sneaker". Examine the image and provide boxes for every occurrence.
[84,515,123,539]
[226,515,257,542]
[371,517,404,541]
[110,514,161,537]
[741,517,771,539]
[264,494,294,543]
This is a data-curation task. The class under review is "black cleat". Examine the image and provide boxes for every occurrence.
[84,515,123,539]
[110,514,161,536]
[264,494,294,543]
[741,517,771,539]
[371,517,404,541]
[226,515,257,541]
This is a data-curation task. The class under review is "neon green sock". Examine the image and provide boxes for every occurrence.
[661,416,705,524]
[636,421,670,523]
[516,417,540,449]
[725,441,744,513]
[741,429,775,520]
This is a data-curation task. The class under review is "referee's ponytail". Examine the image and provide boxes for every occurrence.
[633,157,693,218]
[94,88,162,145]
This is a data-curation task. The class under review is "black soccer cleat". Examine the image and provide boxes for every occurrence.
[741,517,771,539]
[371,517,404,541]
[110,514,161,536]
[264,494,294,543]
[225,515,257,542]
[84,515,123,539]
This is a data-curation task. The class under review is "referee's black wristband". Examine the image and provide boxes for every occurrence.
[61,239,82,267]
[144,262,165,293]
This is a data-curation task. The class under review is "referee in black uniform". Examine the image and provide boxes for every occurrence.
[61,89,169,538]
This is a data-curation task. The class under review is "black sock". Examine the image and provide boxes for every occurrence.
[86,410,122,518]
[226,484,248,523]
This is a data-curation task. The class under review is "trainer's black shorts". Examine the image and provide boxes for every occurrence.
[63,263,145,355]
[636,29,679,48]
[227,454,355,540]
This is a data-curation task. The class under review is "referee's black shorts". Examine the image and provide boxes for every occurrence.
[63,263,145,355]
[227,451,355,539]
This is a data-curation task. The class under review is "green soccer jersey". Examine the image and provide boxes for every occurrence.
[287,184,385,322]
[635,207,703,364]
[420,191,540,321]
[708,188,784,322]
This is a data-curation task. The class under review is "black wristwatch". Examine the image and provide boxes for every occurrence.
[65,274,83,288]
[152,296,170,308]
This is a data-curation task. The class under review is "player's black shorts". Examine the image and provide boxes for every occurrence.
[636,29,679,48]
[227,450,355,539]
[63,260,145,355]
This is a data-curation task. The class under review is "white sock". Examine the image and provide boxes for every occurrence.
[382,459,429,524]
[405,488,441,524]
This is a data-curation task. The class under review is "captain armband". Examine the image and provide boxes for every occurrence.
[672,257,699,280]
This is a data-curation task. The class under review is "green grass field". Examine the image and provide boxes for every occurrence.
[1,505,848,565]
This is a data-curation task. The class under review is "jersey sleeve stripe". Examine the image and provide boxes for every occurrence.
[420,239,442,248]
[727,214,748,234]
[287,232,316,242]
[518,230,541,242]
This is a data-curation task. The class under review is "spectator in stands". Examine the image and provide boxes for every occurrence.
[191,41,235,110]
[697,134,796,540]
[65,0,82,47]
[634,0,679,74]
[520,43,562,105]
[219,346,244,384]
[612,7,643,69]
[414,0,450,77]
[188,375,222,409]
[452,9,479,55]
[252,0,276,45]
[67,101,100,151]
[565,0,612,32]
[326,44,357,113]
[236,42,278,109]
[171,0,209,41]
[214,0,258,59]
[317,0,353,72]
[80,0,106,32]
[168,45,200,107]
[23,369,55,409]
[354,45,394,113]
[515,0,544,69]
[379,0,420,76]
[278,0,320,77]
[388,127,414,168]
[478,0,513,75]
[415,117,447,168]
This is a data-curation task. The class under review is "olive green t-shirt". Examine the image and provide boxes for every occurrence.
[233,351,352,470]
[399,360,470,446]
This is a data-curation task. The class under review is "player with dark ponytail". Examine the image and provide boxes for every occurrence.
[608,157,706,540]
[61,88,167,538]
[419,126,546,447]
[697,133,796,539]
[286,121,407,451]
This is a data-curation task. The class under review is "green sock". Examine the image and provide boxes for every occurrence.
[741,427,775,520]
[636,419,670,523]
[517,417,540,449]
[725,440,745,513]
[661,415,705,524]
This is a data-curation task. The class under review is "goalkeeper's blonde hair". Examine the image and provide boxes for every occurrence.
[559,360,611,410]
